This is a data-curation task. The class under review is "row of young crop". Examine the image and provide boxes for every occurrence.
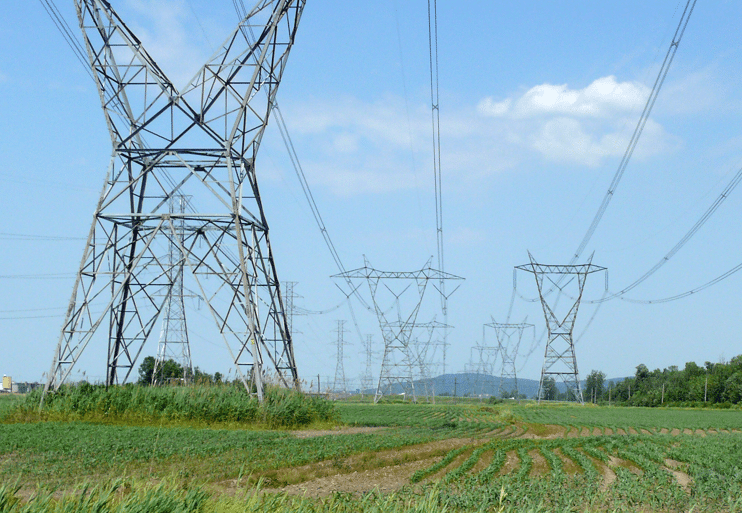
[512,403,742,431]
[410,433,742,511]
[338,403,508,434]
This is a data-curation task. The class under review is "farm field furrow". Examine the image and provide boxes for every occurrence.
[1,397,741,511]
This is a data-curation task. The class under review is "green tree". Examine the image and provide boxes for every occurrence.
[723,372,742,404]
[137,356,185,385]
[541,377,558,400]
[585,370,606,403]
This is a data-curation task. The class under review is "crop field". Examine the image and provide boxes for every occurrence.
[1,395,741,512]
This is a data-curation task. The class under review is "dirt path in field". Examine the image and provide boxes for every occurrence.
[663,458,693,493]
[289,426,386,438]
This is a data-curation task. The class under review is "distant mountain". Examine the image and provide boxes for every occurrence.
[360,373,630,399]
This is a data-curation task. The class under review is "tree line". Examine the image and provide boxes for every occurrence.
[582,354,742,407]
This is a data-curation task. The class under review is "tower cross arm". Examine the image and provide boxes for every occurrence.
[332,266,464,281]
[515,263,606,275]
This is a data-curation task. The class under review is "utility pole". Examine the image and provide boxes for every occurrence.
[43,0,307,402]
[516,252,606,404]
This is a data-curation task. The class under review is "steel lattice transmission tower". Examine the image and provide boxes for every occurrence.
[485,319,533,399]
[360,334,376,399]
[44,0,306,401]
[516,253,606,404]
[332,320,349,397]
[153,195,194,383]
[470,342,497,397]
[333,257,462,403]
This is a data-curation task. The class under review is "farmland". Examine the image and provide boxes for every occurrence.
[1,395,741,512]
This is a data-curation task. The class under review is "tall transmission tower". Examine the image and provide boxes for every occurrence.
[332,320,349,397]
[44,0,306,401]
[516,253,606,404]
[153,195,193,383]
[333,257,463,403]
[485,319,534,399]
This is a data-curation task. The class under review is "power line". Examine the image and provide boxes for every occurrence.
[0,232,85,241]
[0,273,75,280]
[619,259,742,304]
[38,0,94,80]
[587,162,742,303]
[571,0,697,263]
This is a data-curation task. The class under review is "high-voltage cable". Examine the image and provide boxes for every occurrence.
[38,0,94,80]
[587,163,742,303]
[571,0,697,264]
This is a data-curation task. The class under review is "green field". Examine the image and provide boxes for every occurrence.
[1,396,741,512]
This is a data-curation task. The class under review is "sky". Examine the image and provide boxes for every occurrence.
[2,0,742,390]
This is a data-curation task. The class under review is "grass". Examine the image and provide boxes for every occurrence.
[9,383,338,428]
[0,394,23,421]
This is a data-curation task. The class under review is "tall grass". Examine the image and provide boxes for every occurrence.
[9,383,337,428]
[0,479,455,513]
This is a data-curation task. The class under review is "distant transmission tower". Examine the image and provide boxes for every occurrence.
[471,342,498,397]
[409,321,447,402]
[44,0,306,401]
[153,195,193,383]
[333,257,463,403]
[360,334,376,398]
[485,319,534,398]
[332,320,349,397]
[516,252,606,404]
[282,281,302,342]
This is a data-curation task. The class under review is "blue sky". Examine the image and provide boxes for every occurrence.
[2,1,742,389]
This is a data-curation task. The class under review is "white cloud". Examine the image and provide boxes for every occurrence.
[479,76,649,119]
[473,76,677,167]
[273,76,680,196]
[477,97,511,117]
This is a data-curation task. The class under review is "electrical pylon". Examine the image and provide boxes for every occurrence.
[485,319,534,399]
[333,257,463,403]
[516,252,606,404]
[153,195,194,383]
[332,320,349,397]
[360,334,376,399]
[471,342,498,397]
[44,0,306,401]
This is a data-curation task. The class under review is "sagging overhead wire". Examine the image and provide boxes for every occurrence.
[231,0,373,352]
[571,0,697,265]
[586,162,742,303]
[513,0,700,365]
[518,0,698,307]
